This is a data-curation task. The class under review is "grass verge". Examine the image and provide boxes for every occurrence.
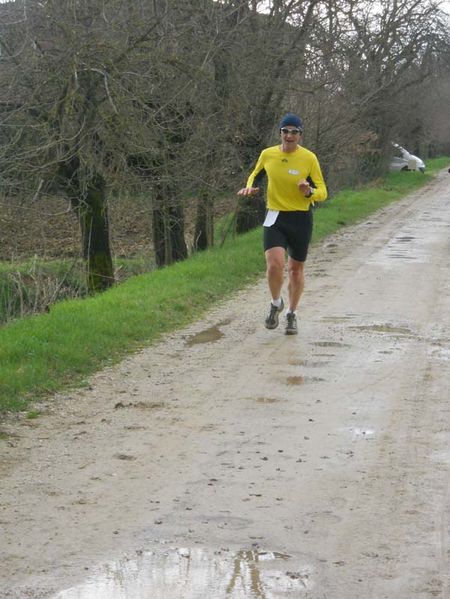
[1,159,448,412]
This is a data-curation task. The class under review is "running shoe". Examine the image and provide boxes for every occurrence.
[265,298,284,329]
[285,312,298,335]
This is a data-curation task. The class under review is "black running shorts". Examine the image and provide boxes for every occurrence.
[263,209,313,262]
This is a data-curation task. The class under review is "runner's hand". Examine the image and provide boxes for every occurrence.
[298,180,312,195]
[237,187,260,196]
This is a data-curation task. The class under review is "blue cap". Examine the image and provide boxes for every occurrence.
[279,113,303,131]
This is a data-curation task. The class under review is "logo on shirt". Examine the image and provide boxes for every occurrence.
[281,158,288,163]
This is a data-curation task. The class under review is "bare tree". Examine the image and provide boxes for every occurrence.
[218,0,332,232]
[1,0,147,290]
[311,0,450,180]
[1,0,450,289]
[0,0,230,282]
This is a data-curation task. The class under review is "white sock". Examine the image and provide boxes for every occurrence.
[271,298,282,308]
[286,309,296,315]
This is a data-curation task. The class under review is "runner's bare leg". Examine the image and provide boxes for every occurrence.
[287,257,305,312]
[265,247,285,301]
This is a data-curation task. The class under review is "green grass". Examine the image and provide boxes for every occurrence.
[1,159,448,413]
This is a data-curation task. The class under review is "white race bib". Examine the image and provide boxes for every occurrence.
[263,210,279,227]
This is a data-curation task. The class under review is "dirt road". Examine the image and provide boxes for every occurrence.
[1,171,449,599]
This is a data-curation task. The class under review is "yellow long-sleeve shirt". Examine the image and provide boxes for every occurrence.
[246,144,327,211]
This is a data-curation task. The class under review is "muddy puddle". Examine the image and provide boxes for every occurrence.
[254,396,280,404]
[288,359,330,368]
[396,235,416,243]
[369,233,430,264]
[286,375,326,385]
[185,320,231,346]
[311,341,351,348]
[349,323,413,336]
[319,315,355,323]
[51,547,311,598]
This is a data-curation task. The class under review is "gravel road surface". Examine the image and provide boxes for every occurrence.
[1,171,449,599]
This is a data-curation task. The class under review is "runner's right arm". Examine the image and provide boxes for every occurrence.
[237,153,266,196]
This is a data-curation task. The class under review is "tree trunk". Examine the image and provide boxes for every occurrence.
[194,191,214,251]
[168,201,188,263]
[152,183,188,267]
[72,173,114,292]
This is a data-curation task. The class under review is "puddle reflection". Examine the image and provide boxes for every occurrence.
[52,547,311,599]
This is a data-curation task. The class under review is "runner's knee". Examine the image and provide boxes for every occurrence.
[288,261,304,276]
[267,260,284,276]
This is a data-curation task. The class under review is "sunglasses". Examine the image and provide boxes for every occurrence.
[281,127,302,135]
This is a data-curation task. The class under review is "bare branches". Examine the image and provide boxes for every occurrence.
[0,0,449,267]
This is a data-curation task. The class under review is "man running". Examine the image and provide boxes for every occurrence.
[237,113,328,335]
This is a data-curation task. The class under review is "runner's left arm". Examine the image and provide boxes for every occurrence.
[308,156,328,202]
